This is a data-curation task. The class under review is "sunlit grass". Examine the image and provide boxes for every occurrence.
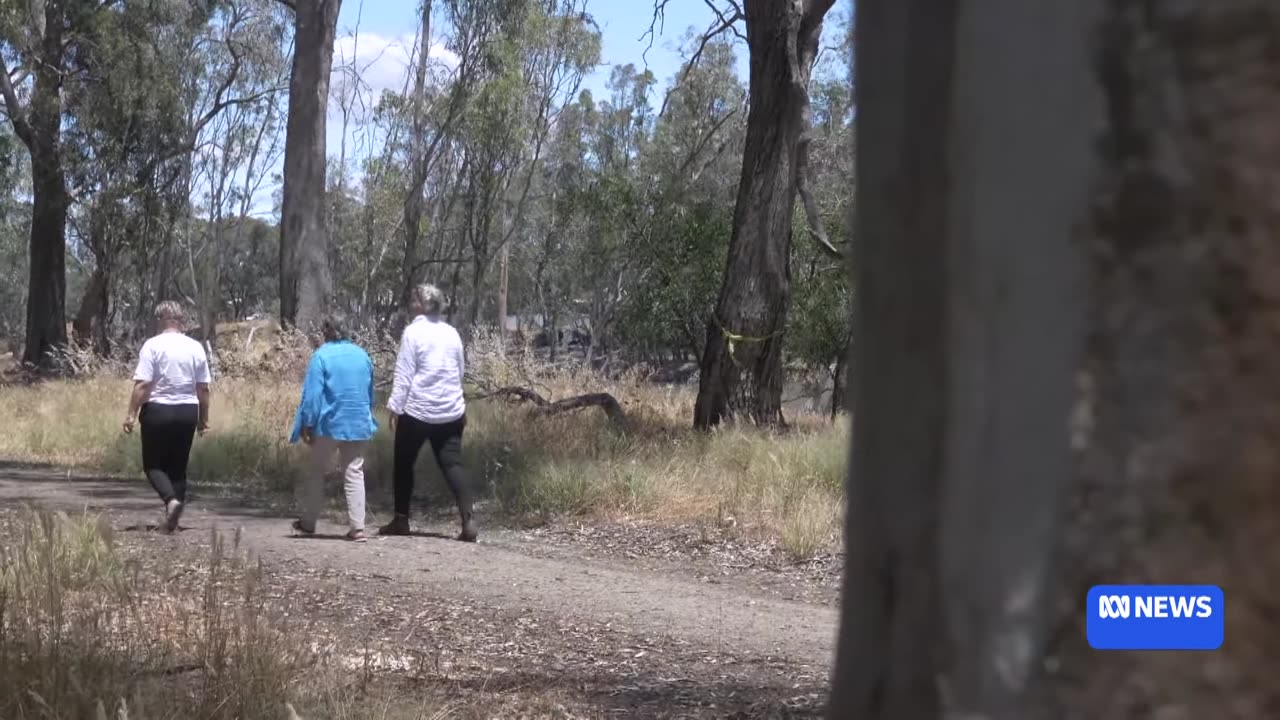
[0,361,847,558]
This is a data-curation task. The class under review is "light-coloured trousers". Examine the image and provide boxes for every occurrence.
[299,437,367,531]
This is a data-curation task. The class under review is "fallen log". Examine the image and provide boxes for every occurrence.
[472,386,627,428]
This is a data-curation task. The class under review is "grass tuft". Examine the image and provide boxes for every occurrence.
[0,507,454,719]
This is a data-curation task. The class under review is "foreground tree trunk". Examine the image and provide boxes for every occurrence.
[829,0,1096,717]
[279,0,342,330]
[833,0,1280,718]
[693,0,836,429]
[1027,2,1280,716]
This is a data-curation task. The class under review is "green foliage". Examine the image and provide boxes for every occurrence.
[0,0,854,396]
[616,204,730,358]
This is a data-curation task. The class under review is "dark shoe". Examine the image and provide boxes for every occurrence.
[378,514,411,536]
[291,519,315,535]
[164,500,184,534]
[458,514,478,543]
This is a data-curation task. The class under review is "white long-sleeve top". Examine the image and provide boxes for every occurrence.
[387,315,467,423]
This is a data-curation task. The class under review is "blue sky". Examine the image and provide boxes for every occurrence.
[332,0,751,101]
[320,0,751,183]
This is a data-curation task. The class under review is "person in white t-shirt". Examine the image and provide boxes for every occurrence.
[122,301,212,533]
[381,284,476,541]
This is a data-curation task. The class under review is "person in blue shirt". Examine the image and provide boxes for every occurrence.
[290,312,378,542]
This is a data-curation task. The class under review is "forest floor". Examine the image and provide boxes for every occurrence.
[0,462,838,718]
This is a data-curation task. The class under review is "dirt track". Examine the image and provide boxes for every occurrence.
[0,464,838,717]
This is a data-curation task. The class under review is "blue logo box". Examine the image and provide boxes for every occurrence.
[1087,585,1224,651]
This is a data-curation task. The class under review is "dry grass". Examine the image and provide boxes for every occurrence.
[0,334,847,559]
[0,507,449,719]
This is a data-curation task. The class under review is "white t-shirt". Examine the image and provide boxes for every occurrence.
[133,332,212,405]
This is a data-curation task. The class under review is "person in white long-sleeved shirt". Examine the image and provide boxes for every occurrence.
[381,283,476,541]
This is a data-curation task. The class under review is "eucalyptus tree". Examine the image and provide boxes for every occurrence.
[445,0,600,336]
[660,0,840,428]
[829,0,1280,717]
[276,0,342,331]
[0,0,88,367]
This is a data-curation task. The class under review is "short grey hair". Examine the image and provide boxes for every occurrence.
[154,300,185,325]
[412,283,444,316]
[321,312,350,342]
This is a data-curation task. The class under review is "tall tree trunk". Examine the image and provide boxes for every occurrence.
[1027,2,1280,716]
[829,337,847,421]
[23,136,69,370]
[279,0,342,330]
[4,4,72,371]
[401,0,433,304]
[496,240,509,353]
[693,0,835,428]
[465,251,486,333]
[72,260,111,357]
[829,0,1096,717]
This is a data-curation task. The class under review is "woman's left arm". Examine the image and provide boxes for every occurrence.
[124,344,155,433]
[123,380,150,433]
[291,353,324,444]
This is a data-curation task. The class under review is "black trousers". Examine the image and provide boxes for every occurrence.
[139,402,198,504]
[393,414,470,518]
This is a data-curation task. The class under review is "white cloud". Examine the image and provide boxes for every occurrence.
[329,31,460,122]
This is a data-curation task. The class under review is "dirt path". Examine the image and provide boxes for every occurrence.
[0,465,838,716]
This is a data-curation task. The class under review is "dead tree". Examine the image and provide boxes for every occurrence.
[473,386,627,429]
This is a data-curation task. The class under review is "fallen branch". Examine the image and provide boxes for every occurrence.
[471,386,628,428]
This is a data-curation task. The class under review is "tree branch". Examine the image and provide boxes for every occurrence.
[796,129,844,260]
[680,8,743,85]
[703,0,747,43]
[274,0,297,11]
[472,386,628,428]
[0,57,33,147]
[675,108,737,180]
[641,0,675,64]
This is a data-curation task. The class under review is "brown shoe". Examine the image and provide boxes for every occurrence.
[378,514,411,536]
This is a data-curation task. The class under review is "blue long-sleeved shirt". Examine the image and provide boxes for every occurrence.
[290,340,378,443]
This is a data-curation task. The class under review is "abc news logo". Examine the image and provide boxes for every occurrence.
[1087,585,1223,650]
[1096,594,1214,620]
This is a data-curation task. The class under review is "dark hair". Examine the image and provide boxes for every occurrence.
[321,312,350,342]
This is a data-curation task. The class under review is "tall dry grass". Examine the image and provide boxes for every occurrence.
[0,507,445,719]
[0,331,847,558]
